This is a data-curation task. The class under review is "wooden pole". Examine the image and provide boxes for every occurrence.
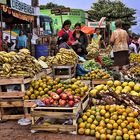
[0,7,3,50]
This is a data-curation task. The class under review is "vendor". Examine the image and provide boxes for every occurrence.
[110,19,129,71]
[91,28,106,49]
[72,23,88,58]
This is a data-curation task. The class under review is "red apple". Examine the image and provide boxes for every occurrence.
[60,93,68,100]
[56,88,63,94]
[44,98,50,105]
[68,100,75,107]
[59,99,66,107]
[74,98,80,103]
[52,94,60,100]
[53,100,58,106]
[68,95,74,100]
[65,91,72,96]
[74,95,81,100]
[50,98,54,104]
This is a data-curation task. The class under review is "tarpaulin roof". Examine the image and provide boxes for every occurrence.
[81,25,95,34]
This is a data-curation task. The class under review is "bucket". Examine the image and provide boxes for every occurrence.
[35,44,49,59]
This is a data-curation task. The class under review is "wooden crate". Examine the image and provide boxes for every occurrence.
[0,71,45,120]
[0,92,25,120]
[81,80,91,87]
[81,94,89,111]
[31,102,82,133]
[52,65,76,79]
[24,100,36,119]
[92,78,112,87]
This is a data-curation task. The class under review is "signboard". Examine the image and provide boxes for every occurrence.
[51,8,70,15]
[88,21,106,28]
[11,0,35,15]
[0,0,6,5]
[98,17,106,27]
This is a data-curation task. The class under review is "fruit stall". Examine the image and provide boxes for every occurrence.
[0,47,140,139]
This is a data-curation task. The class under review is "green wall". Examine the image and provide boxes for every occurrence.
[40,9,86,34]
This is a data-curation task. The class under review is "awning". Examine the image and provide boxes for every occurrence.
[81,25,95,34]
[2,5,34,24]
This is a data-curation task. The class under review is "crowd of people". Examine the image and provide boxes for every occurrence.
[1,19,140,70]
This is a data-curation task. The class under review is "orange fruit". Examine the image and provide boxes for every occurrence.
[78,128,85,135]
[123,134,129,140]
[90,124,96,130]
[133,123,139,129]
[113,123,118,129]
[82,115,88,121]
[133,111,138,117]
[121,122,127,128]
[79,122,86,128]
[87,118,93,123]
[100,134,107,140]
[107,123,113,130]
[129,135,135,140]
[117,130,123,136]
[123,128,128,134]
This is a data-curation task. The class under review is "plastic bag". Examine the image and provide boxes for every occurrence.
[76,64,90,76]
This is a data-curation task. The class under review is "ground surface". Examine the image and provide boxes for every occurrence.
[0,121,94,140]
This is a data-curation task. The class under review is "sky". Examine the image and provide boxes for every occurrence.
[21,0,140,33]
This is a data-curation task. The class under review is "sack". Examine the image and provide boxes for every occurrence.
[76,64,90,76]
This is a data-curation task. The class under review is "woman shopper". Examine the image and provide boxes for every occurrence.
[110,19,129,71]
[57,19,74,46]
[16,31,27,51]
[72,23,88,58]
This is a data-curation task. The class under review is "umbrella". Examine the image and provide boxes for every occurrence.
[81,25,95,34]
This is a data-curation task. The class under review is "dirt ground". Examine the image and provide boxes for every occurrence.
[0,121,94,140]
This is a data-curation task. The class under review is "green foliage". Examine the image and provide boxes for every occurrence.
[87,0,137,30]
[40,2,65,9]
[102,56,114,66]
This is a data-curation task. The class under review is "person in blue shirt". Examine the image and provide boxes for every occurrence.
[16,31,27,50]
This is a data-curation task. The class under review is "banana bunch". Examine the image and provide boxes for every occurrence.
[0,49,42,78]
[46,48,78,66]
[129,53,140,63]
[86,44,99,59]
[129,65,140,75]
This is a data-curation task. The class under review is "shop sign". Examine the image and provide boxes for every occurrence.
[0,0,6,5]
[51,8,70,15]
[11,0,35,15]
[88,21,106,28]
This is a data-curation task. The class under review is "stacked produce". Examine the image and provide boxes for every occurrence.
[86,44,99,59]
[78,105,140,139]
[39,48,78,66]
[102,56,114,66]
[24,77,89,107]
[77,69,111,80]
[90,80,140,97]
[82,60,101,71]
[129,53,140,63]
[99,45,112,56]
[0,49,42,78]
[129,65,140,76]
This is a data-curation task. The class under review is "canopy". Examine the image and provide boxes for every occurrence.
[81,26,95,34]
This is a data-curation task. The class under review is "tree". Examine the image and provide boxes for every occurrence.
[40,2,65,9]
[87,0,137,30]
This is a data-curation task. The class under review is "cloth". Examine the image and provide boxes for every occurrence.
[129,43,138,53]
[58,29,74,46]
[91,33,102,49]
[17,35,27,48]
[72,31,88,55]
[59,42,70,50]
[113,51,129,66]
[110,28,128,52]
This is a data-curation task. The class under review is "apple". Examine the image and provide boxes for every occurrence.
[59,99,66,107]
[74,95,81,100]
[68,95,74,100]
[68,100,75,107]
[56,88,63,94]
[50,98,54,104]
[65,91,72,96]
[44,98,50,105]
[50,92,56,97]
[74,98,80,103]
[60,93,68,100]
[53,100,58,106]
[52,94,60,100]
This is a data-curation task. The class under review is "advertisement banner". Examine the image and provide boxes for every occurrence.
[11,0,35,15]
[0,0,6,5]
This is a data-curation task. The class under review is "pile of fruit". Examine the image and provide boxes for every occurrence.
[78,105,140,139]
[129,53,140,63]
[102,56,114,66]
[77,69,111,80]
[42,48,78,66]
[0,49,42,78]
[24,77,89,107]
[86,44,99,59]
[129,65,140,76]
[82,60,101,71]
[90,80,140,97]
